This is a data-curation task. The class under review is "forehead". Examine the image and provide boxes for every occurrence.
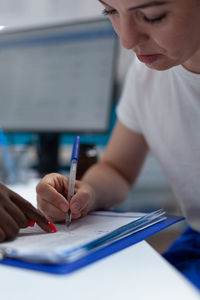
[99,0,170,6]
[99,0,199,12]
[99,0,198,8]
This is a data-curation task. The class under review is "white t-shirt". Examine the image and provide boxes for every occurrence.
[117,55,200,231]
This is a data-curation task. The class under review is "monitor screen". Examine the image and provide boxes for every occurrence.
[0,18,118,133]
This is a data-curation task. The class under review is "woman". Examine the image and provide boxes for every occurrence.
[36,0,200,288]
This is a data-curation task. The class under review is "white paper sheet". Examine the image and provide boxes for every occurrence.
[0,211,145,263]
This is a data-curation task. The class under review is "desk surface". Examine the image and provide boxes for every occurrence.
[1,180,199,300]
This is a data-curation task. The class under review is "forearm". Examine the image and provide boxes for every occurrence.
[81,122,148,213]
[82,161,132,211]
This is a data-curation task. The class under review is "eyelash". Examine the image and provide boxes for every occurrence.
[144,13,166,23]
[102,9,116,16]
[102,9,166,24]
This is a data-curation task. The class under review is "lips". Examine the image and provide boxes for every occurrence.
[136,54,159,64]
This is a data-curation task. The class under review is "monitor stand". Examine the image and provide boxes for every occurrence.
[37,133,60,177]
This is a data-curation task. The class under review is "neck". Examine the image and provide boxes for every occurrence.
[182,49,200,74]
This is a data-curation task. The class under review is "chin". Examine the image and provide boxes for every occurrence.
[146,64,172,71]
[145,60,177,71]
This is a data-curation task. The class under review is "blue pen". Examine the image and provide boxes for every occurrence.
[66,136,80,227]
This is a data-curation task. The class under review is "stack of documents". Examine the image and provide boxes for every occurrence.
[0,209,166,264]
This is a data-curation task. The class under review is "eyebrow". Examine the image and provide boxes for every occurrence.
[98,0,168,11]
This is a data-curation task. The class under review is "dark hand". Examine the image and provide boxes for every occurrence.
[0,182,53,242]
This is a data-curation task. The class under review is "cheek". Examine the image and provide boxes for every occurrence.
[152,12,198,60]
[152,28,187,58]
[108,17,120,37]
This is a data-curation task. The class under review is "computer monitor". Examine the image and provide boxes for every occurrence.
[0,18,118,133]
[0,18,118,175]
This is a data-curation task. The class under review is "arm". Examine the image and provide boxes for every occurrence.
[82,120,149,210]
[37,120,149,222]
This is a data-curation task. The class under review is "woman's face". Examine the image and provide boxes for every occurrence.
[98,0,200,72]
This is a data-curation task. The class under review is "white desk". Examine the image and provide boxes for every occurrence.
[1,180,199,300]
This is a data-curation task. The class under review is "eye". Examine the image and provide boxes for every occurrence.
[102,8,117,16]
[143,13,167,23]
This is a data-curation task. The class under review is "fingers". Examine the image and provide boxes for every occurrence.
[10,191,53,233]
[23,203,54,233]
[37,197,66,223]
[0,208,19,241]
[0,227,6,242]
[70,183,95,219]
[37,174,95,223]
[5,200,29,228]
[36,176,69,214]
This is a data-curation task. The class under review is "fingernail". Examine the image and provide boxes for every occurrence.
[28,220,35,227]
[48,222,57,233]
[71,202,81,213]
[60,203,68,213]
[72,212,81,219]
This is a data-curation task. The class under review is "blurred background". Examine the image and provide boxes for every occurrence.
[0,0,185,252]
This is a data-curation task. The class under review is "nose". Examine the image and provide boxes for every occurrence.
[119,17,148,50]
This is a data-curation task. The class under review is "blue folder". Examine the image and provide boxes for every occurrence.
[0,215,183,275]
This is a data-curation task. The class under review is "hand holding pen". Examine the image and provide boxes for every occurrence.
[36,136,96,224]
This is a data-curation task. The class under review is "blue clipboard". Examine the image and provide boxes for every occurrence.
[0,215,183,275]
